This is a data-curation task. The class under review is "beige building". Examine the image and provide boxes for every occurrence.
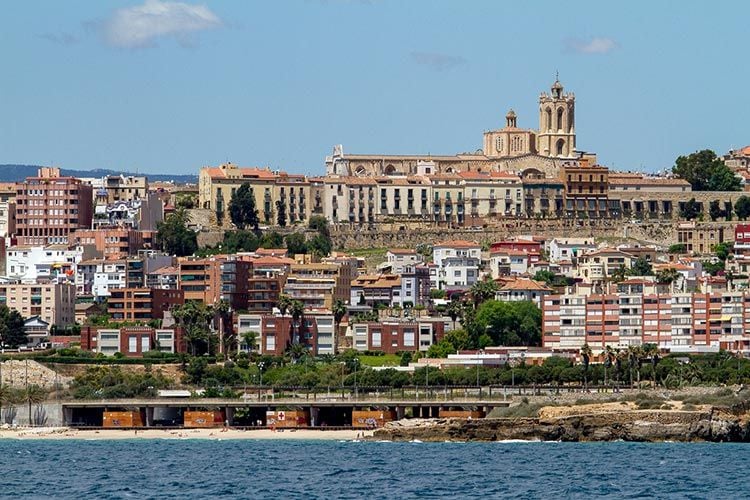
[198,163,312,227]
[327,78,585,179]
[104,175,148,203]
[0,282,75,327]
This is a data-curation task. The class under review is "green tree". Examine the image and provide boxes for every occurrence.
[668,243,687,254]
[0,305,27,348]
[580,343,593,387]
[259,231,284,249]
[307,233,332,257]
[399,351,413,366]
[156,208,197,257]
[680,198,702,221]
[473,300,542,347]
[446,300,463,330]
[735,196,750,220]
[709,200,724,221]
[533,270,556,286]
[332,300,347,345]
[308,215,329,234]
[277,294,292,318]
[228,183,260,231]
[628,257,654,276]
[713,242,732,261]
[275,199,287,227]
[222,230,260,252]
[172,301,215,356]
[24,385,47,426]
[285,232,307,255]
[469,277,499,308]
[656,267,680,286]
[672,149,741,191]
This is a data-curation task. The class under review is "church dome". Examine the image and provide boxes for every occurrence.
[551,79,563,90]
[505,109,517,119]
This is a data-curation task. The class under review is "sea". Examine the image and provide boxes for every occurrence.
[2,440,747,498]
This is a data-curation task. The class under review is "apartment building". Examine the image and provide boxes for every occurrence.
[103,175,148,203]
[431,240,481,289]
[0,283,75,327]
[495,277,553,307]
[549,237,596,263]
[0,184,16,237]
[81,326,184,356]
[6,245,85,283]
[576,248,635,284]
[284,262,349,309]
[351,318,445,353]
[15,167,93,245]
[70,228,157,259]
[235,311,335,356]
[383,249,423,274]
[178,257,223,303]
[350,274,402,308]
[462,171,522,224]
[108,288,184,322]
[543,287,750,354]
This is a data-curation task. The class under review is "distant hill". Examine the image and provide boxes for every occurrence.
[0,165,197,184]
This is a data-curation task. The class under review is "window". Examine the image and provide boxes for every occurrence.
[141,336,150,352]
[372,331,381,347]
[454,270,461,277]
[128,336,137,353]
[404,330,415,347]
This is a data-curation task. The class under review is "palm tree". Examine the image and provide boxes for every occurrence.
[604,346,614,385]
[278,294,292,318]
[332,299,347,351]
[656,268,680,289]
[470,277,498,309]
[24,385,47,426]
[290,300,305,345]
[580,343,593,388]
[446,300,463,330]
[642,343,660,388]
[242,331,258,353]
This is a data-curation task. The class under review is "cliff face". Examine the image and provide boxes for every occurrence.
[373,410,750,443]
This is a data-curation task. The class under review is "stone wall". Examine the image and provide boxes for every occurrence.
[331,220,678,250]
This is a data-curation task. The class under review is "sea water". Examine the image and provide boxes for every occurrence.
[2,440,748,498]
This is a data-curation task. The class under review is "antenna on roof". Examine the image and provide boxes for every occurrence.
[555,70,559,81]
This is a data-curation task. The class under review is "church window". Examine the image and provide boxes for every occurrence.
[545,108,552,131]
[557,108,564,131]
[496,137,503,152]
[557,139,565,156]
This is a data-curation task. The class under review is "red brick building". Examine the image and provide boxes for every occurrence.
[81,326,185,356]
[15,167,93,245]
[108,288,185,321]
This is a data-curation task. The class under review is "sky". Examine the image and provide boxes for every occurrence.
[1,0,749,176]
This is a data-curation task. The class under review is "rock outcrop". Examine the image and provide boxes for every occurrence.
[374,409,750,442]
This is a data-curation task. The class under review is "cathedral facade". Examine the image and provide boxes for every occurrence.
[326,79,588,179]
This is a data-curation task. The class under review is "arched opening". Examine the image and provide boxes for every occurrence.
[445,167,456,174]
[556,139,565,156]
[384,164,397,175]
[355,165,366,176]
[545,108,552,131]
[568,111,574,133]
[556,108,564,131]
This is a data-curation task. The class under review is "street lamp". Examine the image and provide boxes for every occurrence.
[258,361,265,387]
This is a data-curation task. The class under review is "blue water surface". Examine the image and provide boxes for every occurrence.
[2,440,747,499]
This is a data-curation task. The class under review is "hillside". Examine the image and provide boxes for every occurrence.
[0,164,197,184]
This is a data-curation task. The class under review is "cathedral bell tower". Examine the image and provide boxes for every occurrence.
[537,77,576,158]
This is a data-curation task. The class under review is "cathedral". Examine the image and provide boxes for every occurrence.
[326,78,594,179]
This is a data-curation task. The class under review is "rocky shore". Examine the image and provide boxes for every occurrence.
[374,407,750,442]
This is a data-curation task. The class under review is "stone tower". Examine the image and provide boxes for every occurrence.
[537,78,576,158]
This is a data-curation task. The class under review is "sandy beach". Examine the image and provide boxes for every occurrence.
[0,427,374,441]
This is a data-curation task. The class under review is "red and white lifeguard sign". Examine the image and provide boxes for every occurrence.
[277,411,286,421]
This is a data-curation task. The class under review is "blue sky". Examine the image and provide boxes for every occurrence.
[1,0,748,176]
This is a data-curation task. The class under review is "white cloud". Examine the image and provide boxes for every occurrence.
[104,0,222,48]
[565,37,618,55]
[410,51,467,71]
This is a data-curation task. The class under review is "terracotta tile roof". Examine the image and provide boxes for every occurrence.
[608,174,691,187]
[499,278,552,292]
[388,248,417,255]
[434,240,480,249]
[150,266,179,275]
[255,248,288,257]
[203,166,278,180]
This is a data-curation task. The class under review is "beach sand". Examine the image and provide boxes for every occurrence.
[0,427,374,441]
